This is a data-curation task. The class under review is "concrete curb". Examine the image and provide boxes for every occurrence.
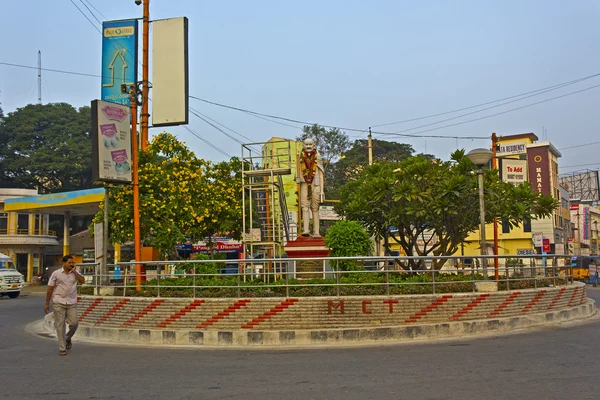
[39,299,596,348]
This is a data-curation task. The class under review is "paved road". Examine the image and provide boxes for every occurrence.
[1,287,599,400]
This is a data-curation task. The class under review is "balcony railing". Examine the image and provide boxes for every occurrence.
[0,228,57,236]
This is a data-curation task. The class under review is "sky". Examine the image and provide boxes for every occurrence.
[1,0,599,175]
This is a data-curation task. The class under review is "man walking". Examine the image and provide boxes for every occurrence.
[44,255,85,356]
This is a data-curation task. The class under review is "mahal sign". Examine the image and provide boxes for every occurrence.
[91,100,132,183]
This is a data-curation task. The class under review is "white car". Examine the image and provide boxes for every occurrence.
[0,253,24,299]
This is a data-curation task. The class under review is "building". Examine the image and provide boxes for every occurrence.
[0,188,59,281]
[462,133,568,258]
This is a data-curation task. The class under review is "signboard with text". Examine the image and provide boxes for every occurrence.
[497,141,527,156]
[91,100,133,183]
[500,159,527,186]
[101,20,138,106]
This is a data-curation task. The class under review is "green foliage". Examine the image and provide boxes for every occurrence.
[297,124,351,174]
[325,220,372,270]
[94,132,243,257]
[0,103,92,192]
[336,151,558,270]
[327,138,414,198]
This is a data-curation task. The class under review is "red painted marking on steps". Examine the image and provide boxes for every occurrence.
[567,287,580,307]
[580,288,587,305]
[450,294,489,321]
[521,290,546,314]
[487,292,520,318]
[547,287,567,310]
[196,299,251,329]
[156,300,206,328]
[120,299,165,327]
[404,295,452,324]
[241,299,299,329]
[79,298,103,322]
[95,299,131,326]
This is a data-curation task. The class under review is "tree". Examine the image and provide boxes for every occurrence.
[324,220,372,271]
[0,103,92,192]
[336,151,557,270]
[297,124,351,176]
[328,138,415,198]
[98,132,242,258]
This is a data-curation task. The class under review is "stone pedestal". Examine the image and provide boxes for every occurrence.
[284,236,330,279]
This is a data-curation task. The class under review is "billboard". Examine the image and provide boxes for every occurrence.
[500,159,527,186]
[101,20,138,106]
[497,141,527,157]
[91,100,133,183]
[527,146,551,196]
[152,17,189,126]
[559,170,600,202]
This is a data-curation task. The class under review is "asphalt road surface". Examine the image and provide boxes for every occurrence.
[1,287,599,400]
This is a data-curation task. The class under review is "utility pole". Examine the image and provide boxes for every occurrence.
[368,127,373,166]
[129,86,142,291]
[37,51,42,104]
[491,133,499,280]
[140,0,150,150]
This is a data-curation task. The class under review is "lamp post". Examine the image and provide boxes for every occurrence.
[467,148,493,279]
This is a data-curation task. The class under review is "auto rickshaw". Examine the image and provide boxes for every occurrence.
[571,256,599,283]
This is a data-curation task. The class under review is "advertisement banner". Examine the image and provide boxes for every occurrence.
[102,20,138,106]
[533,232,543,247]
[542,238,551,253]
[527,146,551,196]
[91,100,133,183]
[500,159,527,186]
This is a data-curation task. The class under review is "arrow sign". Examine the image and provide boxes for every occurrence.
[101,20,138,106]
[103,49,129,88]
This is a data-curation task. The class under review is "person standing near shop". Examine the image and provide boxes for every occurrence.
[44,255,85,356]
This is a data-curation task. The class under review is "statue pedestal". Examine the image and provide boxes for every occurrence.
[284,236,330,279]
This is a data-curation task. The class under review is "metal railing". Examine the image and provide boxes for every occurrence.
[0,228,56,236]
[75,255,577,298]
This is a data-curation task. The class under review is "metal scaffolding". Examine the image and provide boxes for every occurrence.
[241,139,297,277]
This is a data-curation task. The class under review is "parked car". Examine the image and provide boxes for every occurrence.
[0,252,24,299]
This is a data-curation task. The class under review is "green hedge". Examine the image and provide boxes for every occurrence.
[77,272,565,297]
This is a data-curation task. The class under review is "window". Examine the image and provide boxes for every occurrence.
[0,213,7,233]
[17,214,29,233]
[523,216,531,233]
[502,218,510,234]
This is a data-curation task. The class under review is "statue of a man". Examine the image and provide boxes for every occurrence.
[296,138,325,237]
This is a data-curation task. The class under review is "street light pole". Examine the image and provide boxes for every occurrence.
[477,168,487,275]
[466,148,493,280]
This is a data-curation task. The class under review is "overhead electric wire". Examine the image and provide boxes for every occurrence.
[387,77,600,135]
[376,84,600,139]
[372,72,600,128]
[182,126,231,158]
[0,61,100,77]
[559,141,600,151]
[69,0,102,34]
[189,109,246,146]
[2,60,599,143]
[78,0,102,25]
[83,0,108,21]
[189,108,254,143]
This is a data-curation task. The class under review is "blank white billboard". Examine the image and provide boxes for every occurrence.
[152,17,189,126]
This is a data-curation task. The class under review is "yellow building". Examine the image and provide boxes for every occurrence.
[460,133,568,259]
[0,188,59,281]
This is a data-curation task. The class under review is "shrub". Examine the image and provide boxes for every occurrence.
[325,220,372,271]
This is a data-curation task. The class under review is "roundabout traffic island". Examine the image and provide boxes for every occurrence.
[39,282,596,347]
